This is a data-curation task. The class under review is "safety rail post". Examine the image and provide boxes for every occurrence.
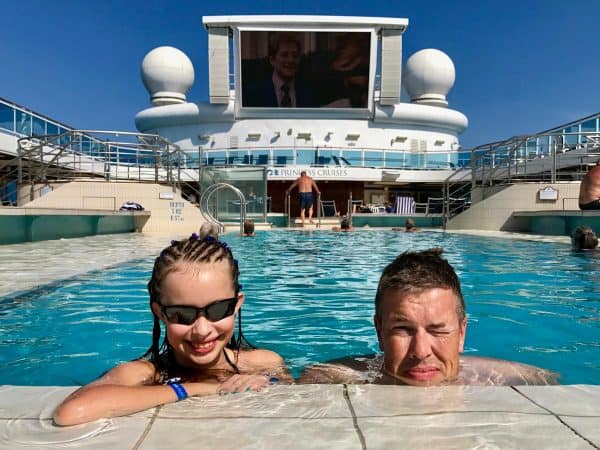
[286,192,291,228]
[348,191,353,226]
[316,192,321,227]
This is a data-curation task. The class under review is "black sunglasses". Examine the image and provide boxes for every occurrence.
[161,297,238,325]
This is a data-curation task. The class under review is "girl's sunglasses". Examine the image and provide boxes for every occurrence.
[160,296,238,325]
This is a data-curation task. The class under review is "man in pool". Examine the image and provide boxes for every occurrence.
[299,248,558,386]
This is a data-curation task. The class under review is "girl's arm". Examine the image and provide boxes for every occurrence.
[53,360,220,426]
[215,348,294,393]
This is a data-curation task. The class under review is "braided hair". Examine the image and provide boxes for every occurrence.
[143,234,253,378]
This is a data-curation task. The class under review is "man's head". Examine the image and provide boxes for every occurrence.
[243,219,255,236]
[571,226,598,250]
[374,248,467,386]
[300,171,307,177]
[269,32,301,82]
[340,217,351,230]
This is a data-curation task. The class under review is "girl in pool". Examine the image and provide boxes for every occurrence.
[54,234,290,426]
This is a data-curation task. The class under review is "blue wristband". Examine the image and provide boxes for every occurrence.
[167,382,188,401]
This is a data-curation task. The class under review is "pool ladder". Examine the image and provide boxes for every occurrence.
[199,183,247,235]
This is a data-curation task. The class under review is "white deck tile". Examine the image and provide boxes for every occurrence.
[138,417,362,450]
[347,385,548,416]
[157,384,350,419]
[0,386,154,421]
[357,413,593,449]
[560,417,600,447]
[514,385,600,416]
[0,416,151,450]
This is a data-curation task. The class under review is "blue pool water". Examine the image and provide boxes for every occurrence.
[1,230,598,385]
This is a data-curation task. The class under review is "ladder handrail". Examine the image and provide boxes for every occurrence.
[199,183,247,235]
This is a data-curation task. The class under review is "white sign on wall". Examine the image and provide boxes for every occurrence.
[538,186,558,201]
[266,166,381,181]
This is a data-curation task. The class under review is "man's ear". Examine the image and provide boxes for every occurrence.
[374,314,384,352]
[235,292,245,314]
[458,317,467,353]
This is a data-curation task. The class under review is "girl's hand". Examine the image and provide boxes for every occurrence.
[217,374,271,394]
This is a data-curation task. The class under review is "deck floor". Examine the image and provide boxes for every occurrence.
[1,384,598,449]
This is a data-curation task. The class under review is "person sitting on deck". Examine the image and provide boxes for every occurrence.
[571,226,599,250]
[579,160,600,210]
[299,248,558,386]
[53,235,291,426]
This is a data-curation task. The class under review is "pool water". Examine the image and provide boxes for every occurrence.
[1,230,598,385]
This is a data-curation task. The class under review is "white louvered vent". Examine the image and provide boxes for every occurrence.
[229,136,239,149]
[380,29,403,106]
[208,28,230,104]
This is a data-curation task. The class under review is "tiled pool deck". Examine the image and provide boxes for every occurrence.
[1,384,598,448]
[1,231,595,449]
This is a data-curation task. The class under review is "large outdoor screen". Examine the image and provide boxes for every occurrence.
[240,31,371,109]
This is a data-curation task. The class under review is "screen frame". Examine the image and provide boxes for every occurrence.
[234,26,378,120]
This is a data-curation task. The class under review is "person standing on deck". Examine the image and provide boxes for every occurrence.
[286,171,320,226]
[579,160,600,210]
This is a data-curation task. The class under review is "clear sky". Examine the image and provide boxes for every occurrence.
[2,0,598,148]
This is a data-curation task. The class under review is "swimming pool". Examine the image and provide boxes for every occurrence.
[1,230,598,385]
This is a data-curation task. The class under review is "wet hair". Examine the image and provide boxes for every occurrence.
[198,222,219,240]
[405,218,415,230]
[143,235,252,377]
[340,217,351,230]
[374,248,465,322]
[300,170,307,176]
[268,32,301,58]
[571,226,598,250]
[243,219,255,235]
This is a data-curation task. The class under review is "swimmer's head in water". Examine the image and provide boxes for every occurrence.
[373,248,467,386]
[571,226,598,250]
[145,235,250,375]
[374,248,465,321]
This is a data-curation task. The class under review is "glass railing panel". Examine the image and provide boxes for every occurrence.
[581,119,597,133]
[364,150,383,167]
[272,149,293,165]
[0,103,14,132]
[15,110,31,136]
[32,116,46,136]
[341,150,361,166]
[295,149,315,165]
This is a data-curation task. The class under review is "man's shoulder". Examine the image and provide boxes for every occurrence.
[459,355,559,385]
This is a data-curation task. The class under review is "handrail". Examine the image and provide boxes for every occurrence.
[316,192,321,227]
[442,129,600,228]
[285,192,291,228]
[199,183,247,235]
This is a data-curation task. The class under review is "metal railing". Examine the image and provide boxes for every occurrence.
[286,192,321,227]
[200,183,247,235]
[0,129,191,206]
[442,130,600,228]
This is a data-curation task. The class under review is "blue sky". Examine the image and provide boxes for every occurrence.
[2,0,598,148]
